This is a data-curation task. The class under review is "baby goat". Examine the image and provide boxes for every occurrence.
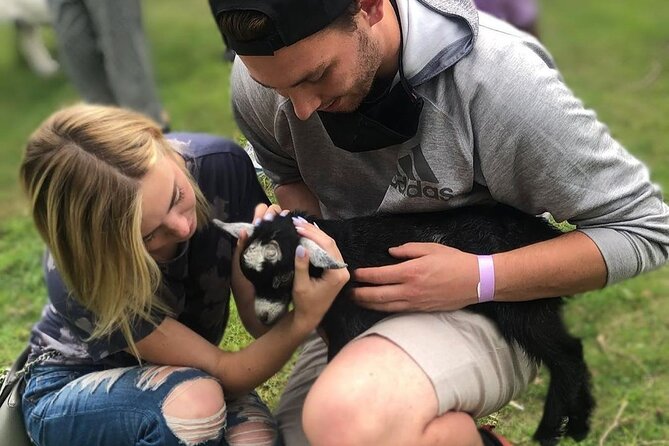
[215,203,594,446]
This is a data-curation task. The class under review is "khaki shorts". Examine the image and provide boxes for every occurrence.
[274,310,538,446]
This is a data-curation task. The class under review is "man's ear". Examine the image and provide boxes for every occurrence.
[360,0,385,27]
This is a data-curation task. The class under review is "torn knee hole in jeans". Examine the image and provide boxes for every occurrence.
[137,365,191,391]
[225,394,278,446]
[67,367,135,394]
[164,406,227,446]
[225,420,277,446]
[162,378,227,445]
[65,365,192,395]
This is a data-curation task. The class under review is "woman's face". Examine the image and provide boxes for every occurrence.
[139,154,197,261]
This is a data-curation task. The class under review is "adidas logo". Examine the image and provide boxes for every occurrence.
[390,145,454,201]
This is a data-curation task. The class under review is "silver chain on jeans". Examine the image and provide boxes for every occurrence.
[1,350,60,387]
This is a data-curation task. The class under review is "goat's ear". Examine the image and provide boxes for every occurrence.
[212,219,255,238]
[299,238,347,269]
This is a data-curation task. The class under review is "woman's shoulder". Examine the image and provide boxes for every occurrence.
[166,132,255,174]
[166,132,246,159]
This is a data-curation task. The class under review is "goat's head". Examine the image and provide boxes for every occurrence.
[213,213,346,325]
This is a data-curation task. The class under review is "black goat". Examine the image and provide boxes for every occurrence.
[214,203,594,446]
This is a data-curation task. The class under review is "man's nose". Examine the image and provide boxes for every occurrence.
[287,87,321,121]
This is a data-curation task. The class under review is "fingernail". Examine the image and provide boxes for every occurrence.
[280,210,290,216]
[296,245,306,258]
[253,217,261,226]
[263,213,275,221]
[292,216,304,226]
[295,226,306,232]
[313,222,320,229]
[298,216,309,224]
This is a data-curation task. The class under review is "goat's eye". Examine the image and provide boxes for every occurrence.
[262,241,281,262]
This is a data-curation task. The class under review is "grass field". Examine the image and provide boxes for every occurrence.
[1,0,668,444]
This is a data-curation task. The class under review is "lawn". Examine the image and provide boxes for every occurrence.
[1,0,668,444]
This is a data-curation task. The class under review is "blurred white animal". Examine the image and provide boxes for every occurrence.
[0,0,58,77]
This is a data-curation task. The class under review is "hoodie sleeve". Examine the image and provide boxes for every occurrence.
[231,60,303,186]
[463,36,669,284]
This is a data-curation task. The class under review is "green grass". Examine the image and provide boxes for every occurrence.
[1,0,668,444]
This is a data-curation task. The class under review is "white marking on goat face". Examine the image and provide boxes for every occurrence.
[255,297,288,325]
[272,271,294,289]
[242,240,282,272]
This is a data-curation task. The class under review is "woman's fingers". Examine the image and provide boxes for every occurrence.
[252,203,286,225]
[292,218,345,264]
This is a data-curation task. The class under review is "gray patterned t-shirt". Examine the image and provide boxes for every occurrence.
[28,133,270,366]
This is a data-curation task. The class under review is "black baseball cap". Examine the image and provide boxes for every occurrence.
[209,0,353,56]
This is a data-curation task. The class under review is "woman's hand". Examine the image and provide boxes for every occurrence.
[350,243,479,312]
[253,202,288,225]
[290,220,350,332]
[231,228,271,338]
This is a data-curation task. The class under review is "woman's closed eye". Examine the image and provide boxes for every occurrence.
[143,185,186,245]
[175,185,185,206]
[143,232,156,244]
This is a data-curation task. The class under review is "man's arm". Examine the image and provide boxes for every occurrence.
[275,181,322,217]
[351,230,606,312]
[353,36,669,311]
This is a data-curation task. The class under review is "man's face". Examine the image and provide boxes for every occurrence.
[241,24,383,121]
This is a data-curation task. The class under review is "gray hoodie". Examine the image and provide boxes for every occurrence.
[231,0,669,284]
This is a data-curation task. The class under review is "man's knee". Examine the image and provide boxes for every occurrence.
[302,336,437,446]
[303,381,385,446]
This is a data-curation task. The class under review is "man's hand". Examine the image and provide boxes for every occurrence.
[350,243,479,312]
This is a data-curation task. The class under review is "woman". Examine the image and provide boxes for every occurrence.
[18,104,348,446]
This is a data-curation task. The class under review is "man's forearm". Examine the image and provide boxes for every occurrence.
[275,181,322,217]
[493,230,607,301]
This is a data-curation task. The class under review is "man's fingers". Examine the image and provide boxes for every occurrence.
[359,300,411,312]
[352,264,406,285]
[388,242,442,258]
[350,284,403,303]
[351,285,410,311]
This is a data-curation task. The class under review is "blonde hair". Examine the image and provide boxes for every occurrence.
[20,104,210,358]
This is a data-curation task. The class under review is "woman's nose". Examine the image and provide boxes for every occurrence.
[166,213,190,240]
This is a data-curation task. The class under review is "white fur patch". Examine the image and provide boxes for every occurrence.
[242,240,282,272]
[255,298,287,325]
[272,271,294,289]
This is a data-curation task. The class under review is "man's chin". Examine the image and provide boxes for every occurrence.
[325,96,365,114]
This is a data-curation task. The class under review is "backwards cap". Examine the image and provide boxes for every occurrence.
[209,0,353,56]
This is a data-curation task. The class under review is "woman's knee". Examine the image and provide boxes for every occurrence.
[225,392,278,446]
[160,371,226,444]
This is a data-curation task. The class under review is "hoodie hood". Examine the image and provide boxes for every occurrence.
[396,0,479,86]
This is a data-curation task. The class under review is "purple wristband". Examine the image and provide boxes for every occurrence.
[477,255,495,303]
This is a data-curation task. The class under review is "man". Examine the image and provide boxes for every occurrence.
[209,0,669,445]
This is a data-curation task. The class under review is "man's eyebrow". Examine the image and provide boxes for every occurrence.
[251,63,327,90]
[142,180,178,241]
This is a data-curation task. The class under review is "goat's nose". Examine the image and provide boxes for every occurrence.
[257,311,271,325]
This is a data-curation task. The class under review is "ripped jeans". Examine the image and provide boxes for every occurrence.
[22,364,282,446]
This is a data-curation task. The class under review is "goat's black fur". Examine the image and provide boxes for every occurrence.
[226,203,594,446]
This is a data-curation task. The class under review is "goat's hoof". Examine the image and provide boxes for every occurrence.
[535,437,560,446]
[533,430,563,446]
[533,418,567,446]
[566,423,589,442]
